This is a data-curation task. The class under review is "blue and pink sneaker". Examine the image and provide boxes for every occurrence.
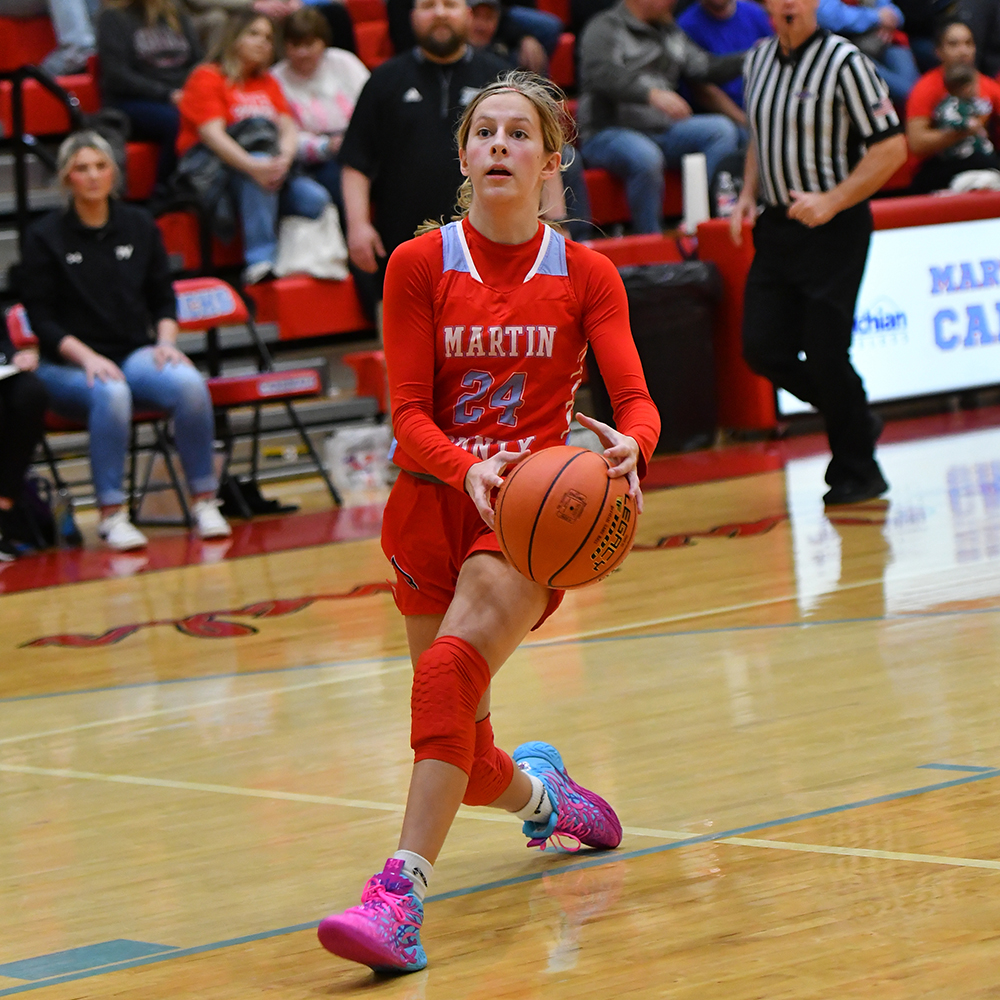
[317,859,427,973]
[512,741,623,851]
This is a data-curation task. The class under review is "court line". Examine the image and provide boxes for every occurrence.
[0,768,1000,997]
[917,763,997,773]
[2,766,998,996]
[0,763,686,835]
[715,837,1000,870]
[7,761,996,867]
[0,662,413,747]
[8,601,1000,708]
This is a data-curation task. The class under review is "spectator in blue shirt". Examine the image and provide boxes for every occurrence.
[677,0,772,110]
[817,0,919,103]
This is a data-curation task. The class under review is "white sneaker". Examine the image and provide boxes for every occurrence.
[98,510,148,551]
[192,498,232,539]
[242,261,275,285]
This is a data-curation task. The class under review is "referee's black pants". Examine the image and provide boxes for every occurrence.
[742,202,881,488]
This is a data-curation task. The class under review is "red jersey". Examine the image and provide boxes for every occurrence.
[177,64,291,154]
[382,218,661,493]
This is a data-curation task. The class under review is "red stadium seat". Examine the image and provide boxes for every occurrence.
[0,71,99,136]
[584,233,685,267]
[125,141,159,202]
[345,0,387,23]
[584,167,684,227]
[245,274,373,340]
[354,19,393,69]
[549,33,575,89]
[536,0,570,26]
[0,16,56,72]
[156,210,246,272]
[173,277,344,506]
[5,304,189,525]
[342,350,388,414]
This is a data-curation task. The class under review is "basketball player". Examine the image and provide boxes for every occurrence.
[318,71,661,973]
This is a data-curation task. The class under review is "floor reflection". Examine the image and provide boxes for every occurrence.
[786,427,1000,615]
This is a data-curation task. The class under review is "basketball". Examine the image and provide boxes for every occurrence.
[495,445,639,589]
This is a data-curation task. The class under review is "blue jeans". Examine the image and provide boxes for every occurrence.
[230,155,330,266]
[877,44,920,105]
[307,156,345,220]
[111,99,180,187]
[506,5,563,54]
[36,347,218,508]
[582,116,742,234]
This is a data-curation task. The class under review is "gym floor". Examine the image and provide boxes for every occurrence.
[2,407,1000,998]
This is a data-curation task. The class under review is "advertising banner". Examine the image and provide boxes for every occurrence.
[778,216,1000,415]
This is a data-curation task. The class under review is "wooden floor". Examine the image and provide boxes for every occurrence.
[3,422,1000,999]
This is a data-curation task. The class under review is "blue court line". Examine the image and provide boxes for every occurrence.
[1,764,997,996]
[0,940,177,981]
[917,763,998,773]
[6,602,1000,705]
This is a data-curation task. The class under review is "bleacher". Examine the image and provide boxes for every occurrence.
[0,0,940,461]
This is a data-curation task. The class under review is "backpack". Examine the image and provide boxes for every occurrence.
[10,476,83,550]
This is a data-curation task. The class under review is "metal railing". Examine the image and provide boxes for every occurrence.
[0,64,82,248]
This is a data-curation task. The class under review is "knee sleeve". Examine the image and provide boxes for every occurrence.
[410,635,492,775]
[462,715,515,806]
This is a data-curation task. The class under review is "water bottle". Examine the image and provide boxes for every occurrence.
[715,171,738,218]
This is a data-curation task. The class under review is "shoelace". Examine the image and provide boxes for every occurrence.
[362,882,417,926]
[527,831,582,852]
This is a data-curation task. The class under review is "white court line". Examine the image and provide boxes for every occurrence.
[0,762,684,833]
[0,662,412,748]
[717,836,1000,871]
[5,764,998,872]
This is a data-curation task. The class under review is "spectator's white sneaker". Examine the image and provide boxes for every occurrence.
[98,511,148,551]
[242,261,275,285]
[192,499,232,539]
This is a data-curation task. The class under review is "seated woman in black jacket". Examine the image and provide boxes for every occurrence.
[0,320,47,561]
[97,0,202,192]
[21,130,231,551]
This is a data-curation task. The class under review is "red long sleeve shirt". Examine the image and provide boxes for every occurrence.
[382,218,661,493]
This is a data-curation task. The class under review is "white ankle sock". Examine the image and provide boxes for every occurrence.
[515,775,553,825]
[392,850,432,901]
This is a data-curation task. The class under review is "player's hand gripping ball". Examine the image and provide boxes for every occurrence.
[494,445,639,589]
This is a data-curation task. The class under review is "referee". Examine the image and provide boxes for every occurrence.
[730,0,907,506]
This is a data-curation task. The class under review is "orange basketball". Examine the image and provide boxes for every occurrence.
[495,445,639,589]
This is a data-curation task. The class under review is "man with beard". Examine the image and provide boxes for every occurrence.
[339,0,507,310]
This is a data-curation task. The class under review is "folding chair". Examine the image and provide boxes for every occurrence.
[4,304,191,525]
[172,277,343,508]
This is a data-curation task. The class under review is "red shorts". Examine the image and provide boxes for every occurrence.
[381,471,564,629]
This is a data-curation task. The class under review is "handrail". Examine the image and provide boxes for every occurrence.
[0,64,83,249]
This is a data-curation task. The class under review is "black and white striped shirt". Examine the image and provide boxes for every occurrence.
[744,29,902,208]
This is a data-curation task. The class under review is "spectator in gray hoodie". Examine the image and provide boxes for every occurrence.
[578,0,744,233]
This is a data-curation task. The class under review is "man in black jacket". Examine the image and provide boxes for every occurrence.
[339,0,507,309]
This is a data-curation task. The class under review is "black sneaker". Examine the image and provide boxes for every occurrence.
[823,471,889,507]
[0,508,18,561]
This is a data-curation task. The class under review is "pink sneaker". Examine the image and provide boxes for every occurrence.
[318,859,427,972]
[513,741,623,851]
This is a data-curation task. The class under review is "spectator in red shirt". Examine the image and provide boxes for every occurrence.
[906,17,1000,193]
[177,10,330,282]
